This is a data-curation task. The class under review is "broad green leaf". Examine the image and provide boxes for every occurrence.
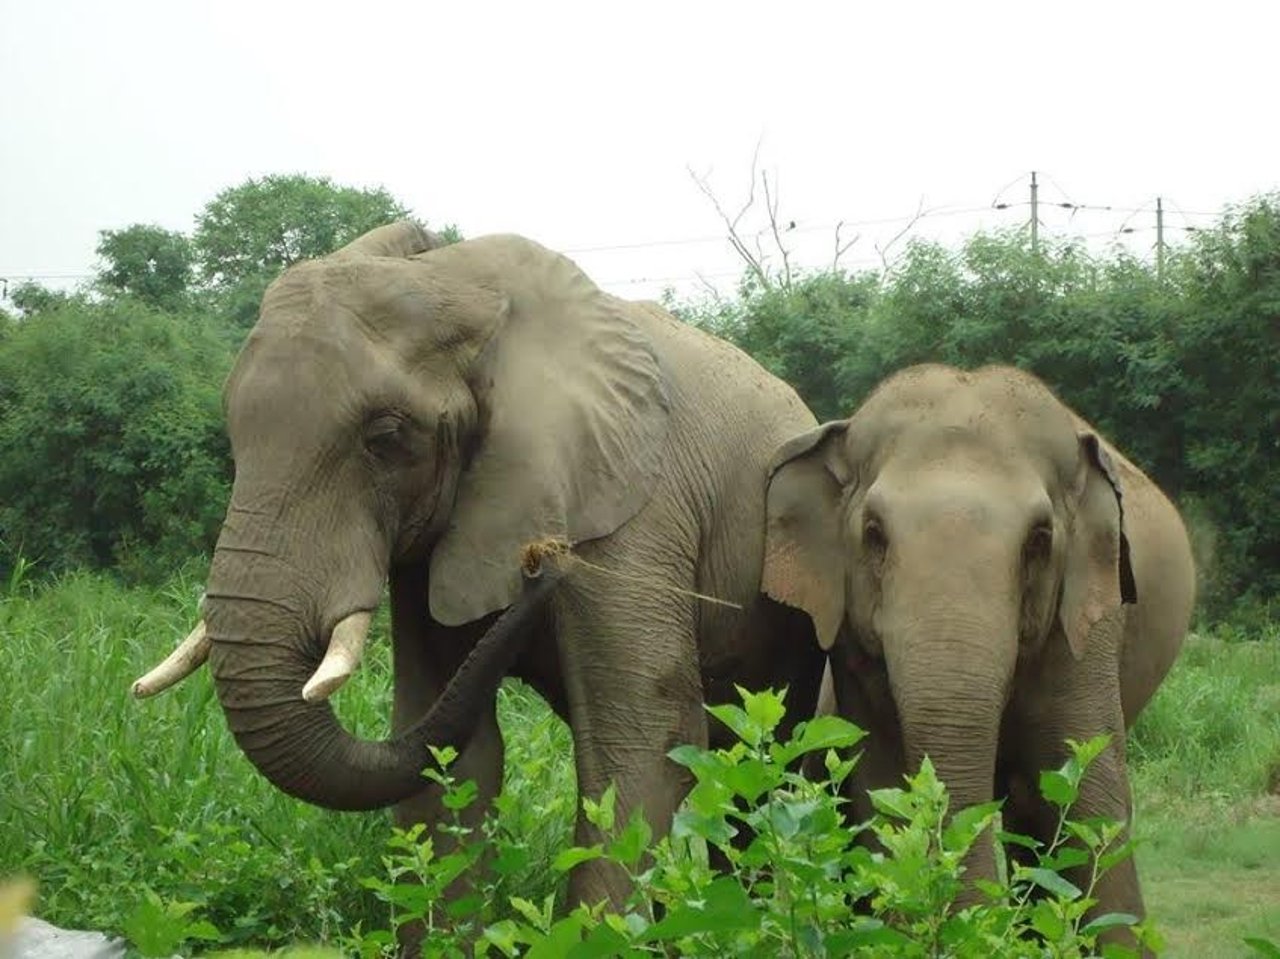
[997,829,1042,851]
[642,877,759,940]
[183,920,222,942]
[442,778,478,811]
[1030,900,1067,940]
[1081,912,1140,936]
[1043,846,1090,871]
[1022,866,1082,900]
[582,784,617,832]
[706,702,760,746]
[1098,838,1139,872]
[868,787,915,821]
[526,912,587,959]
[565,921,631,958]
[553,845,603,873]
[741,685,787,735]
[943,800,1000,852]
[607,810,653,868]
[773,714,866,765]
[1039,769,1078,807]
[720,756,778,803]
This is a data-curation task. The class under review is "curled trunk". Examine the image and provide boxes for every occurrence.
[207,563,562,811]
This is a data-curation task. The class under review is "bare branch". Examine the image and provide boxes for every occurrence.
[692,270,726,301]
[832,220,860,272]
[761,170,794,290]
[875,196,931,275]
[687,140,773,291]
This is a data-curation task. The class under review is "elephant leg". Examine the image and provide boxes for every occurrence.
[1010,621,1147,950]
[386,563,509,947]
[554,561,708,909]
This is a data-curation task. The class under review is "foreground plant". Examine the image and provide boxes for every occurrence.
[347,687,1169,957]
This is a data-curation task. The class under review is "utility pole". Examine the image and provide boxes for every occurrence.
[1030,170,1039,254]
[1156,196,1165,281]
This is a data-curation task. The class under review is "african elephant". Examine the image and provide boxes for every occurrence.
[133,222,824,909]
[763,363,1194,936]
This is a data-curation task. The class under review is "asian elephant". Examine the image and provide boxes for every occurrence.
[133,222,824,909]
[763,364,1194,935]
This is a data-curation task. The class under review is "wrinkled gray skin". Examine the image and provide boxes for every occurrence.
[765,364,1194,946]
[200,223,822,909]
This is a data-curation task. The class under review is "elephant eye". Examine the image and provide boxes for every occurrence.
[863,515,888,561]
[364,412,407,458]
[1024,522,1053,563]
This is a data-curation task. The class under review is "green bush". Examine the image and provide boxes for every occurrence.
[328,689,1155,959]
[0,296,233,580]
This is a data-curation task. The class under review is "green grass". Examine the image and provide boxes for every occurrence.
[1128,632,1280,957]
[0,570,575,950]
[2,571,1278,955]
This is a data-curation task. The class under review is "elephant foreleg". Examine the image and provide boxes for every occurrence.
[554,560,708,909]
[1009,621,1148,952]
[387,563,507,946]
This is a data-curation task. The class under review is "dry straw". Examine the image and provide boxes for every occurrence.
[519,536,743,610]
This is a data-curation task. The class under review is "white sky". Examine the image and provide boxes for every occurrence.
[2,0,1277,303]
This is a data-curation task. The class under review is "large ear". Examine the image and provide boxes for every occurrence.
[1058,433,1138,659]
[763,422,850,650]
[428,236,671,626]
[330,221,443,259]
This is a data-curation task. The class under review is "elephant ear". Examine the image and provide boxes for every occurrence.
[763,422,850,651]
[428,236,671,626]
[1059,433,1139,659]
[330,221,444,259]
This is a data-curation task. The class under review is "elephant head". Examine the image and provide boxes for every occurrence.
[135,222,670,810]
[763,364,1135,823]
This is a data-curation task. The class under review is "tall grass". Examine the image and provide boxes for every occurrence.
[0,570,574,947]
[2,570,1276,950]
[1130,629,1280,803]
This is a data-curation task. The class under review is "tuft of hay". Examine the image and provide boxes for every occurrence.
[517,535,743,610]
[521,536,572,577]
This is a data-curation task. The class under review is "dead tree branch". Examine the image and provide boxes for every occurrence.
[832,220,860,272]
[761,170,794,290]
[688,142,772,291]
[875,196,931,275]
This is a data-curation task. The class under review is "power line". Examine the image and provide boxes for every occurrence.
[1,174,1230,295]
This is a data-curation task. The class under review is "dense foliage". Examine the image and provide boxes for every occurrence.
[192,175,414,329]
[679,193,1280,614]
[96,225,195,310]
[0,297,232,578]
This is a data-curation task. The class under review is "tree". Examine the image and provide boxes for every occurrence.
[192,174,418,327]
[5,280,74,317]
[96,224,194,309]
[1170,194,1280,607]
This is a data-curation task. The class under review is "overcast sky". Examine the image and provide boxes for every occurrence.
[2,0,1277,302]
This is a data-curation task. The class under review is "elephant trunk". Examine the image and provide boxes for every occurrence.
[884,605,1017,893]
[204,540,561,812]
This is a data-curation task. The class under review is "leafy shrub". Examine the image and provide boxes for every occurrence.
[332,689,1156,959]
[0,297,233,580]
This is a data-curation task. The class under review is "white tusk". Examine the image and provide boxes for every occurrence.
[302,611,373,703]
[132,621,211,699]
